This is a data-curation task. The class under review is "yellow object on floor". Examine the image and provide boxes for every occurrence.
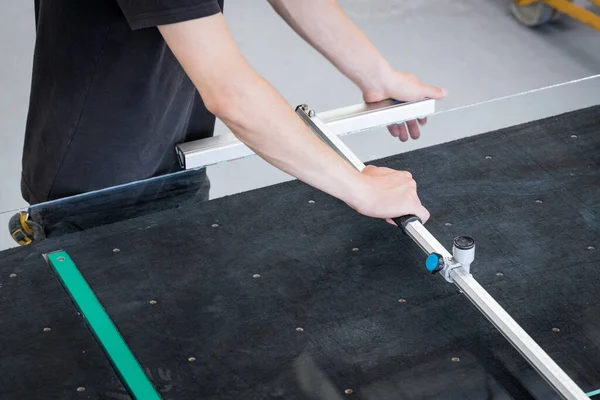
[512,0,600,31]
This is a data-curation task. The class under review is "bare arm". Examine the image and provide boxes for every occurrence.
[269,0,446,99]
[158,14,429,222]
[268,0,392,96]
[269,0,447,140]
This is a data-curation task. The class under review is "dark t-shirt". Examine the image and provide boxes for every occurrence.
[21,0,224,205]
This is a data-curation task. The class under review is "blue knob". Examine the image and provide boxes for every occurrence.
[425,253,444,274]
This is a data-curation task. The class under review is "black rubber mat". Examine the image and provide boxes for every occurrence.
[0,249,126,399]
[1,106,599,399]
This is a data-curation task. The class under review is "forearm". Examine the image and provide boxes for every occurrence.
[159,15,366,208]
[212,69,366,207]
[269,0,392,95]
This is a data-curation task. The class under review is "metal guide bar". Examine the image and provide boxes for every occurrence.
[451,269,588,400]
[46,251,162,400]
[317,98,435,136]
[294,105,589,400]
[175,98,435,170]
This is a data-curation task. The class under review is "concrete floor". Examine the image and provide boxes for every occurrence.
[1,0,599,249]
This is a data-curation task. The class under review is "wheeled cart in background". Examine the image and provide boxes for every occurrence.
[510,0,600,30]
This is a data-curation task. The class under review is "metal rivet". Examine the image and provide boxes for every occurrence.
[253,274,261,279]
[113,248,120,253]
[485,156,492,160]
[43,327,51,332]
[458,290,463,294]
[76,387,85,393]
[352,248,359,252]
[308,200,315,204]
[9,273,17,278]
[188,357,196,362]
[496,272,504,277]
[344,389,353,395]
[57,257,65,262]
[211,223,219,228]
[535,200,543,204]
[445,222,452,226]
[398,299,407,303]
[149,300,157,305]
[588,246,596,251]
[296,327,304,332]
[451,357,460,363]
[552,327,560,333]
[570,135,578,139]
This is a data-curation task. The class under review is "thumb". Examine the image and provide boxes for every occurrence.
[386,205,430,226]
[415,204,431,224]
[419,82,447,100]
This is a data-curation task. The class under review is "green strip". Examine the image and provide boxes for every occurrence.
[47,251,161,400]
[589,389,600,397]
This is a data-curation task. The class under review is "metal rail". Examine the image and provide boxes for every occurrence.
[175,99,435,170]
[295,103,588,400]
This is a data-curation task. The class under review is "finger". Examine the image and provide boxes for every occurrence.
[388,124,401,138]
[386,218,396,226]
[397,123,409,142]
[418,117,427,126]
[419,82,447,100]
[406,119,420,140]
[414,204,430,224]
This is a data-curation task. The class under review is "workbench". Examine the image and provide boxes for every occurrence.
[1,79,599,400]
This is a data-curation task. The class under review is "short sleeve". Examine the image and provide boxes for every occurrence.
[116,0,223,30]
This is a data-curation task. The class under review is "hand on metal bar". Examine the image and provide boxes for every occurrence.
[361,71,447,142]
[295,104,430,224]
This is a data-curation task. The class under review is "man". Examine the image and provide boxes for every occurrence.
[19,0,446,241]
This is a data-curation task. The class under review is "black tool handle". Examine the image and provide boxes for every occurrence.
[393,215,421,234]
